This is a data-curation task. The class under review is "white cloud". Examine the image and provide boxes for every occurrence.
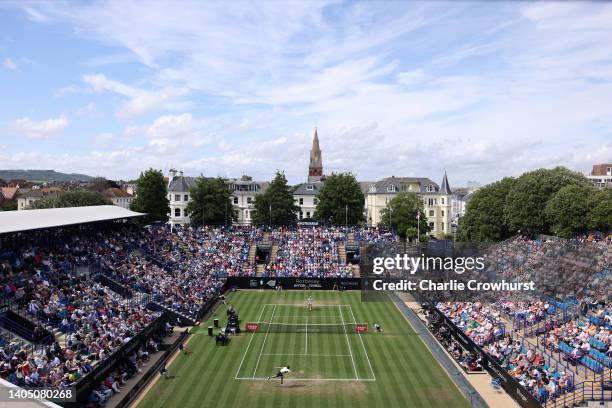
[12,115,69,139]
[2,57,19,72]
[76,101,101,116]
[5,2,612,184]
[82,73,187,118]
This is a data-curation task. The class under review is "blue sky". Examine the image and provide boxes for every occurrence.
[0,1,610,186]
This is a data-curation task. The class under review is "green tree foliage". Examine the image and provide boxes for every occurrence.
[88,177,119,192]
[251,171,298,226]
[588,188,612,232]
[379,192,430,241]
[29,190,111,209]
[130,168,170,222]
[458,178,515,242]
[185,177,236,226]
[314,173,364,225]
[1,200,17,211]
[503,167,589,234]
[544,185,592,238]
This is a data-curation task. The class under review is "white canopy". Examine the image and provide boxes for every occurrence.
[0,205,145,235]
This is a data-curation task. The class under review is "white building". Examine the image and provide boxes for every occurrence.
[229,176,269,225]
[587,163,612,188]
[364,173,453,238]
[167,169,195,226]
[103,188,134,209]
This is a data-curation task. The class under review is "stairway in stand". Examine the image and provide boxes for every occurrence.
[338,244,346,264]
[248,243,257,265]
[256,264,265,277]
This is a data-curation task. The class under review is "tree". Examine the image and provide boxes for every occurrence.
[588,189,612,232]
[1,200,17,211]
[29,190,111,209]
[314,173,364,225]
[130,169,170,222]
[544,185,592,238]
[379,192,430,241]
[503,167,589,235]
[185,177,236,226]
[251,171,298,226]
[0,178,6,187]
[88,177,119,192]
[458,177,515,242]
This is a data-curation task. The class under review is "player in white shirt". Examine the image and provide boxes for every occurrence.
[267,366,291,384]
[307,296,313,311]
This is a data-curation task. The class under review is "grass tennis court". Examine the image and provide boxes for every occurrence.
[137,290,469,408]
[235,303,376,381]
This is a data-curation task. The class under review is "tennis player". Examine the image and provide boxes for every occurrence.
[307,295,313,311]
[267,366,291,384]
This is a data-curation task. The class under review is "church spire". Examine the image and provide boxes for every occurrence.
[440,170,452,195]
[308,127,323,182]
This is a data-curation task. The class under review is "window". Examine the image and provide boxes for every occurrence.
[369,185,376,193]
[387,184,397,192]
[427,198,437,206]
[429,222,434,229]
[426,184,435,192]
[299,211,303,219]
[233,197,238,204]
[247,197,252,204]
[174,208,181,217]
[429,210,434,217]
[306,212,310,218]
[174,194,180,201]
[441,198,444,204]
[306,185,314,191]
[440,222,444,231]
[245,210,249,219]
[313,198,318,205]
[168,194,171,200]
[441,210,444,217]
[184,194,188,201]
[299,198,304,205]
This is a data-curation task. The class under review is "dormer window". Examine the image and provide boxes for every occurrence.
[426,184,435,192]
[306,185,314,191]
[387,185,397,193]
[369,185,376,193]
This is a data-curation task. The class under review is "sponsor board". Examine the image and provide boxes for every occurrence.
[226,277,362,290]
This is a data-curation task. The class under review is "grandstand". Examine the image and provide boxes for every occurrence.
[1,206,609,408]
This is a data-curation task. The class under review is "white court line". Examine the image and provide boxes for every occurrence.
[348,305,376,380]
[262,353,351,357]
[272,315,340,318]
[236,377,376,382]
[234,303,267,379]
[339,305,359,380]
[252,304,277,378]
[305,309,308,354]
[265,304,351,307]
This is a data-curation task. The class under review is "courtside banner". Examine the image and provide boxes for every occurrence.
[225,277,362,290]
[246,323,260,332]
[355,323,368,333]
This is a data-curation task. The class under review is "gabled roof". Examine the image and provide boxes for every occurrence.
[294,181,324,195]
[168,176,195,192]
[370,176,438,194]
[1,187,18,200]
[103,188,133,198]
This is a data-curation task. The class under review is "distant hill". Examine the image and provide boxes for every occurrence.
[0,170,94,183]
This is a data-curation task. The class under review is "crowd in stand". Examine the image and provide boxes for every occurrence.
[431,235,610,404]
[265,227,349,277]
